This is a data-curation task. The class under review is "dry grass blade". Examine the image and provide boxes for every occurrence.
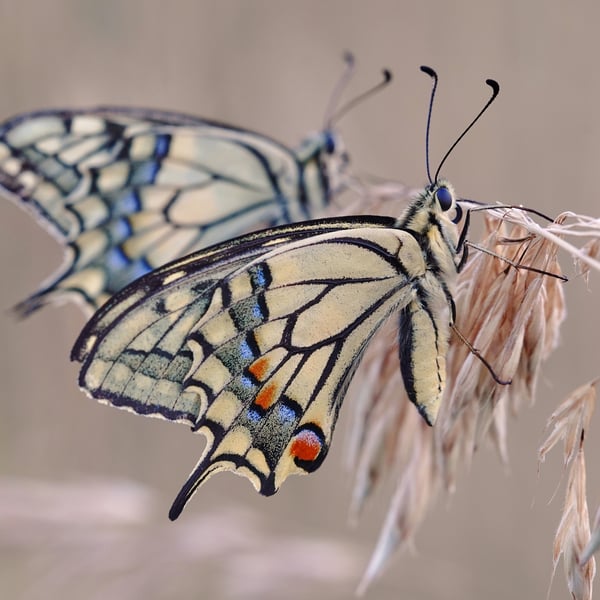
[539,380,597,468]
[343,184,600,591]
[576,238,600,285]
[581,506,600,566]
[553,447,595,600]
[539,380,598,600]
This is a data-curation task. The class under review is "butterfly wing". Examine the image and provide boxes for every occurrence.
[72,216,429,517]
[0,107,345,314]
[72,218,379,420]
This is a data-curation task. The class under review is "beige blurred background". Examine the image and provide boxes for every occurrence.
[0,1,599,599]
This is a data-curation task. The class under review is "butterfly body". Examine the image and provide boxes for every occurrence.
[0,107,347,314]
[72,180,462,518]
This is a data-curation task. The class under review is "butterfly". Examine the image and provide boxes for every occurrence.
[71,67,500,519]
[72,180,463,519]
[0,106,348,316]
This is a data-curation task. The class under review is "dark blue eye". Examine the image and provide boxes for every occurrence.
[324,131,336,154]
[435,186,453,211]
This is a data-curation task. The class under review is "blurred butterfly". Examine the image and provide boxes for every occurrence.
[72,67,499,519]
[0,105,348,316]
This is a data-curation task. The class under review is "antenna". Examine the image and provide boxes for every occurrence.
[420,66,500,183]
[323,51,356,127]
[329,68,393,126]
[420,65,438,185]
[323,51,393,128]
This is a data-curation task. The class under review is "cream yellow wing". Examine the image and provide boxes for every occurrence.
[0,107,347,315]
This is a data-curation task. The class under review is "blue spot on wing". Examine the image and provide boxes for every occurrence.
[109,217,133,242]
[113,191,141,216]
[125,259,154,282]
[252,301,263,320]
[154,134,170,158]
[250,263,271,290]
[278,404,296,424]
[254,270,267,287]
[246,408,262,424]
[131,161,160,185]
[240,375,254,390]
[106,247,131,270]
[107,256,155,293]
[239,339,254,361]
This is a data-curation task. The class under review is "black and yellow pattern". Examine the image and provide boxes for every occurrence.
[72,180,462,519]
[0,107,347,315]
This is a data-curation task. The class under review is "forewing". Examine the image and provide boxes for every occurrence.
[0,107,333,314]
[73,216,398,420]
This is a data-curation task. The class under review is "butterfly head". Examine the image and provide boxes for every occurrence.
[297,128,347,159]
[295,129,349,196]
[428,179,463,225]
[404,179,463,233]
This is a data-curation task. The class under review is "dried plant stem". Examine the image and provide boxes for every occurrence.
[344,182,600,593]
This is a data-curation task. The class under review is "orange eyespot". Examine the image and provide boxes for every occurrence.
[290,429,322,462]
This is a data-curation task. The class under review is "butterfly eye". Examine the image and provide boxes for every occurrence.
[324,131,336,154]
[435,186,453,211]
